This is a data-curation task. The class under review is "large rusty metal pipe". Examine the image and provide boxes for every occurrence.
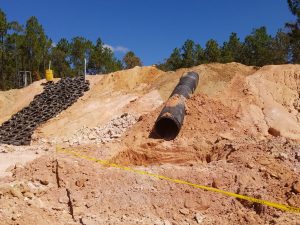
[154,71,199,140]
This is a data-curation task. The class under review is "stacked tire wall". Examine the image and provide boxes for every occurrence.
[0,77,90,146]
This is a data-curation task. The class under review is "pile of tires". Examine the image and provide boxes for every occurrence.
[0,76,90,146]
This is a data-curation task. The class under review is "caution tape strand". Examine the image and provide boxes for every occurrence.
[56,147,300,214]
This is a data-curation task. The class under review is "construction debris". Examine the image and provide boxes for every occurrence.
[66,113,137,145]
[0,77,89,146]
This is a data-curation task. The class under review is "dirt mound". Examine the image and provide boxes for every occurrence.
[0,80,45,124]
[112,93,240,165]
[1,63,300,224]
[29,63,258,144]
[111,64,300,166]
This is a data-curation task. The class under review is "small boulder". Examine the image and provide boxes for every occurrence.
[195,213,205,224]
[39,179,49,186]
[292,181,300,194]
[179,208,189,215]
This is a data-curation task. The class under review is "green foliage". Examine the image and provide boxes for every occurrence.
[271,31,290,64]
[194,44,205,65]
[241,27,273,66]
[23,16,50,76]
[51,38,71,78]
[123,51,142,69]
[159,27,291,71]
[0,9,25,89]
[70,36,92,76]
[181,39,196,67]
[100,49,123,73]
[0,8,125,90]
[287,0,300,18]
[0,9,8,89]
[88,38,123,74]
[1,1,300,90]
[0,9,8,37]
[167,48,182,70]
[204,39,221,63]
[88,38,104,74]
[221,33,242,63]
[286,0,300,62]
[159,48,182,71]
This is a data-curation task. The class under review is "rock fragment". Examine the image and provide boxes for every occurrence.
[292,181,300,194]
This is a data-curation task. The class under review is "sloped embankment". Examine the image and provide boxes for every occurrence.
[0,63,300,225]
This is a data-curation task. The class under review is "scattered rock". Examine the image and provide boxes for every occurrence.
[195,213,205,224]
[179,208,189,215]
[246,162,254,169]
[80,217,98,225]
[163,220,172,225]
[268,127,281,137]
[219,132,235,141]
[292,181,300,194]
[85,202,94,208]
[88,133,97,140]
[58,196,69,204]
[212,178,222,188]
[287,195,298,206]
[65,113,137,145]
[184,198,198,209]
[24,192,34,199]
[295,151,300,162]
[10,188,23,199]
[75,179,85,187]
[11,215,17,221]
[196,197,210,210]
[39,179,49,186]
[15,162,23,169]
[276,153,288,161]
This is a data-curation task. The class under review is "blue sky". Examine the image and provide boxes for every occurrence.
[0,0,296,65]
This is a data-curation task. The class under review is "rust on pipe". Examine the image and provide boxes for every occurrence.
[153,71,199,140]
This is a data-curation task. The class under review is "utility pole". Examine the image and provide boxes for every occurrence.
[84,58,86,81]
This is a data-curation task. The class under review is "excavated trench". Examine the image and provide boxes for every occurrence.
[0,77,90,146]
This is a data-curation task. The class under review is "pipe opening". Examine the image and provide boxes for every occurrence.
[155,117,180,140]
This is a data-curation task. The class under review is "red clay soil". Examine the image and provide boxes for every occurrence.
[1,63,300,225]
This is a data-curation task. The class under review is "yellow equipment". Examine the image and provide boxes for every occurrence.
[45,69,54,81]
[45,61,54,81]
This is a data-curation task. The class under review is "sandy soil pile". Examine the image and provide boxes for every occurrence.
[0,80,45,124]
[0,63,300,225]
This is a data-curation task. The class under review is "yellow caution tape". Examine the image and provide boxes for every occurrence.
[56,146,300,214]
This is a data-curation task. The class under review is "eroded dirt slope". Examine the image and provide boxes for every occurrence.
[0,63,300,225]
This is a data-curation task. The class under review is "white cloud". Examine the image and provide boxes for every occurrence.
[103,44,129,53]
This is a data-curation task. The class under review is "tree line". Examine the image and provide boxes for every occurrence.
[1,1,300,90]
[0,9,142,90]
[158,0,300,71]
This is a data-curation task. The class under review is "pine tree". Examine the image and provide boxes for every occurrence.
[221,33,242,63]
[70,36,92,76]
[286,0,300,63]
[23,16,50,79]
[51,38,71,77]
[181,39,196,67]
[194,44,205,65]
[204,39,221,63]
[241,27,273,66]
[270,30,290,64]
[164,48,182,71]
[123,51,142,69]
[88,38,104,74]
[0,9,8,88]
